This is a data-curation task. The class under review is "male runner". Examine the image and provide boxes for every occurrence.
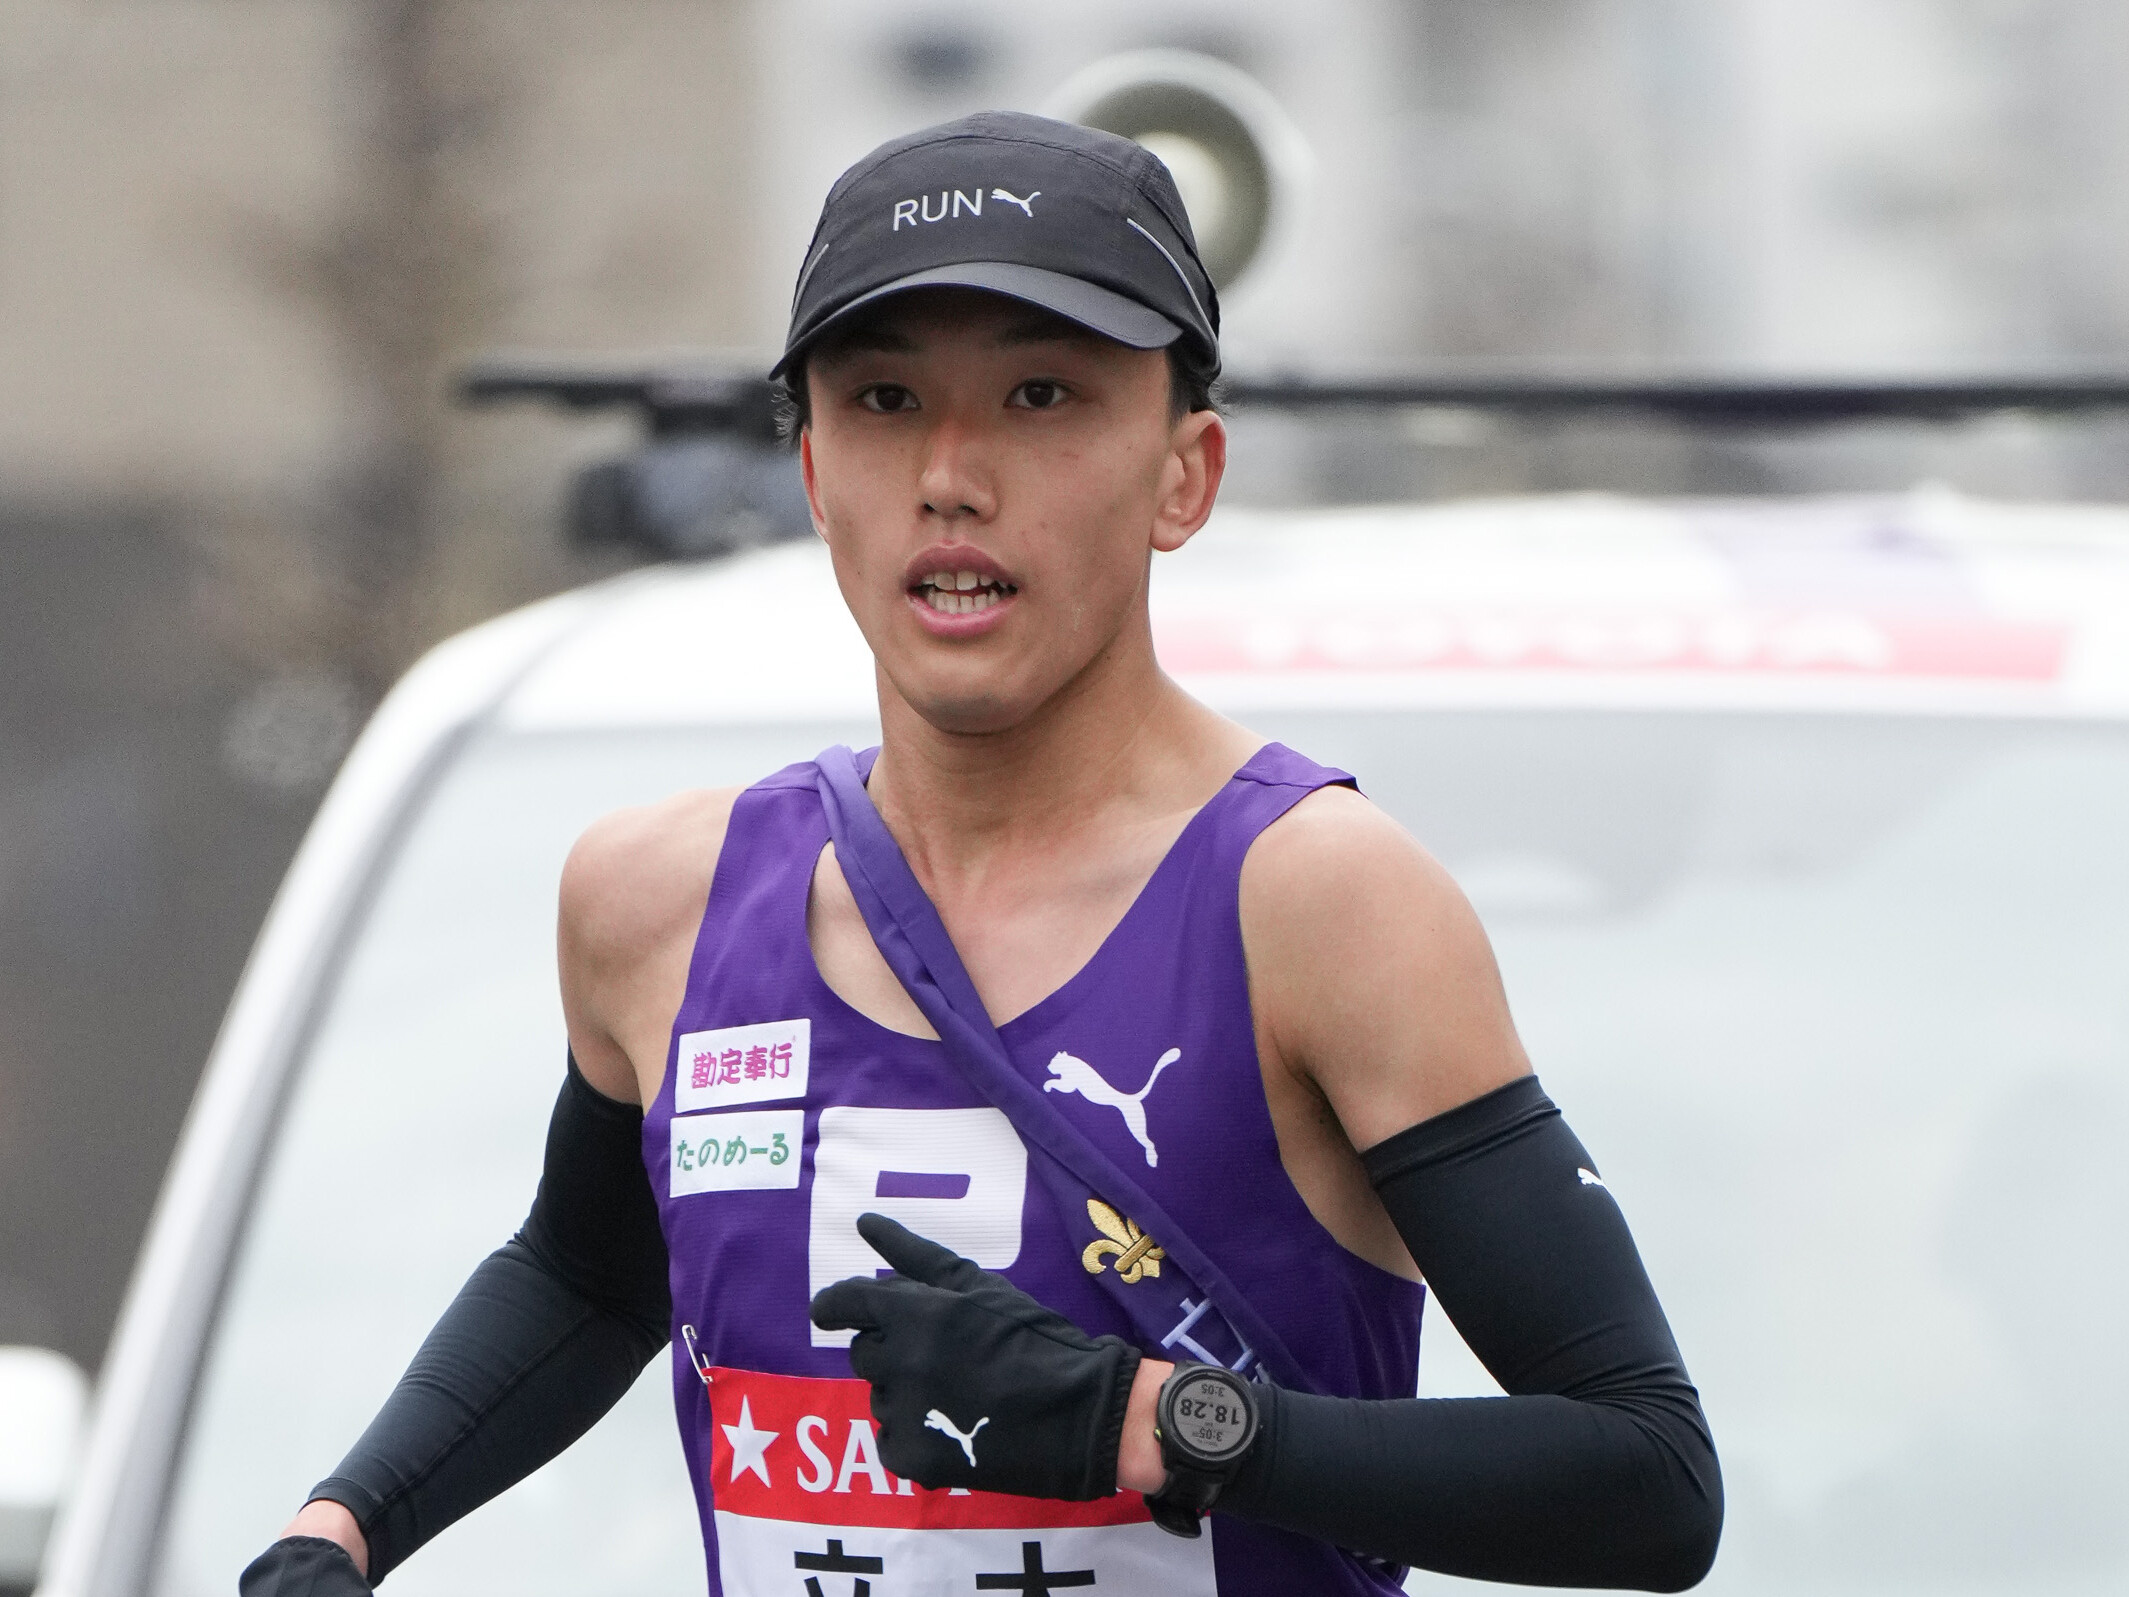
[245,112,1720,1597]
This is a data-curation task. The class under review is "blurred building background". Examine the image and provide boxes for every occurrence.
[6,0,2129,1374]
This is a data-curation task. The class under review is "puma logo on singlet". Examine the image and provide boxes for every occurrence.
[1044,1047,1181,1167]
[1577,1167,1609,1190]
[925,1407,989,1466]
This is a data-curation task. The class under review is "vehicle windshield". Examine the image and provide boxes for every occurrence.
[155,710,2129,1597]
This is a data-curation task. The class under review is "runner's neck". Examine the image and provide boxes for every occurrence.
[867,652,1253,911]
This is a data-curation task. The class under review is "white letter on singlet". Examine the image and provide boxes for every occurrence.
[808,1106,1027,1347]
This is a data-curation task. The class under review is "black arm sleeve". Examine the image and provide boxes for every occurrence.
[305,1055,671,1582]
[1218,1075,1722,1591]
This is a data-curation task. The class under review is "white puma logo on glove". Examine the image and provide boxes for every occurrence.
[925,1407,990,1466]
[1044,1047,1180,1166]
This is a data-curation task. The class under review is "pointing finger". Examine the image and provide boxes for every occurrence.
[856,1212,987,1290]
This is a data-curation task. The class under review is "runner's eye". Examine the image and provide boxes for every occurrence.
[1009,379,1069,411]
[858,384,919,415]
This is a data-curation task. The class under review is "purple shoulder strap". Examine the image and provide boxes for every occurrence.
[812,743,1311,1392]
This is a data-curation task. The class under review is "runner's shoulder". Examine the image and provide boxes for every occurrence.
[1242,782,1487,962]
[1248,782,1459,890]
[560,786,744,973]
[1243,782,1528,1136]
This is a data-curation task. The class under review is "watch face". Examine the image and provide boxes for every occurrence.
[1167,1370,1255,1462]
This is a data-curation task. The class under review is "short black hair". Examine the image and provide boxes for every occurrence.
[774,340,1218,441]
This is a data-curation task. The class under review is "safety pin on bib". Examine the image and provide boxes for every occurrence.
[680,1323,714,1390]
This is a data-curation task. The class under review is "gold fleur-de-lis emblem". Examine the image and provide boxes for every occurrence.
[1082,1198,1165,1283]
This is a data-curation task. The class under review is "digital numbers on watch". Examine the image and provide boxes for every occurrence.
[1168,1371,1253,1459]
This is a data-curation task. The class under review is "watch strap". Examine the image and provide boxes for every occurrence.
[1146,1466,1223,1537]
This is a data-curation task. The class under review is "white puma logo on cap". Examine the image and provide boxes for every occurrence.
[1044,1047,1180,1167]
[925,1407,989,1466]
[990,187,1040,216]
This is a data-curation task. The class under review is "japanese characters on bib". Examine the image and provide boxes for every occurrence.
[646,745,1425,1596]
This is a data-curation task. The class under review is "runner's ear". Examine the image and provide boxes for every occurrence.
[856,1212,987,1290]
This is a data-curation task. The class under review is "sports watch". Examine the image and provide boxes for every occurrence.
[1144,1362,1260,1537]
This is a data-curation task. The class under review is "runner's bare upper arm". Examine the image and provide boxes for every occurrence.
[558,786,743,1107]
[1240,784,1531,1151]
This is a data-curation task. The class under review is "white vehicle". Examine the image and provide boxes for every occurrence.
[21,482,2129,1597]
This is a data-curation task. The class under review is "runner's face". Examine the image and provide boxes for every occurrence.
[800,289,1224,736]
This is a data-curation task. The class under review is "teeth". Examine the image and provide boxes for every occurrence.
[917,564,1015,616]
[922,587,1004,615]
[919,570,1009,594]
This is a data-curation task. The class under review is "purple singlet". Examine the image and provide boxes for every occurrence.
[645,744,1425,1596]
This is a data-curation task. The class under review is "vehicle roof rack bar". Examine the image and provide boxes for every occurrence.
[458,356,2129,432]
[1219,373,2129,422]
[457,358,783,440]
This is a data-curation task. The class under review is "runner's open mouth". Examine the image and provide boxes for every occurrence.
[912,570,1019,615]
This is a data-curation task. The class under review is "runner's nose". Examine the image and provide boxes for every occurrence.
[917,415,996,523]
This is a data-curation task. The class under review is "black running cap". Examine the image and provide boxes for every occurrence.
[775,111,1221,384]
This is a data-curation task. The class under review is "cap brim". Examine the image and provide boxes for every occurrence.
[773,261,1182,380]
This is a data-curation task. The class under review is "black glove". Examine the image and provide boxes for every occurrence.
[809,1212,1143,1501]
[239,1538,371,1597]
